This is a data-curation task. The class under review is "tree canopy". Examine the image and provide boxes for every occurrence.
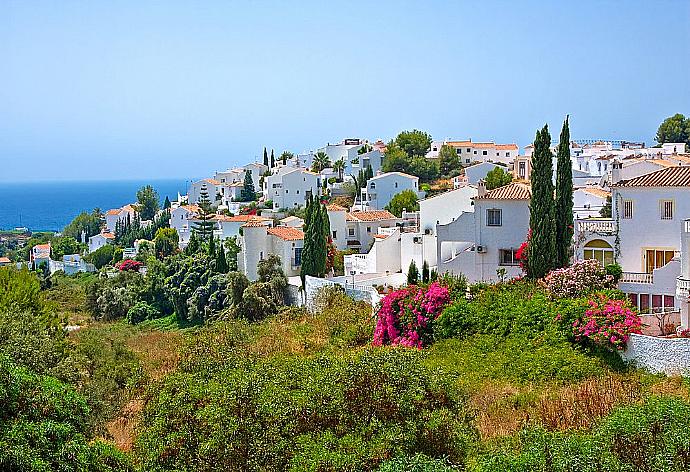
[394,129,432,158]
[136,185,160,220]
[438,144,461,176]
[656,113,689,148]
[555,116,574,268]
[385,189,419,217]
[484,166,513,190]
[62,209,103,242]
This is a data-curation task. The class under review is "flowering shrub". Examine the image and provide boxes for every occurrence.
[572,294,642,350]
[115,259,142,272]
[515,230,530,274]
[372,282,450,348]
[542,259,615,299]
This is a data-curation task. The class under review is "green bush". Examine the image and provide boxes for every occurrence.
[377,453,458,471]
[604,263,623,283]
[475,396,690,472]
[136,348,477,471]
[126,301,161,324]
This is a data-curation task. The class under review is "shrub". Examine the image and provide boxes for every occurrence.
[571,294,642,351]
[373,282,450,348]
[115,258,142,272]
[377,453,458,471]
[605,263,623,283]
[126,301,161,324]
[542,259,615,299]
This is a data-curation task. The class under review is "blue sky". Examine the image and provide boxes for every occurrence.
[1,0,689,182]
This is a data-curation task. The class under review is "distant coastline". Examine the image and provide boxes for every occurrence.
[0,178,192,232]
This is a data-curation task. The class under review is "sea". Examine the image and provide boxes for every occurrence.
[0,179,193,232]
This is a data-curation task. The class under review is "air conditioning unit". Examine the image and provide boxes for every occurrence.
[413,236,422,244]
[476,245,486,253]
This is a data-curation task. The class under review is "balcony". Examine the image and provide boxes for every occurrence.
[678,277,690,298]
[620,272,654,284]
[576,219,616,235]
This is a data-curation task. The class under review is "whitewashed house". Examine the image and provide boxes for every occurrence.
[573,187,610,219]
[361,172,422,210]
[436,181,531,282]
[30,243,52,270]
[214,214,272,241]
[88,231,115,253]
[264,167,320,210]
[105,204,137,233]
[345,210,401,252]
[238,221,305,280]
[280,216,304,228]
[188,179,225,206]
[171,205,200,246]
[679,219,690,328]
[326,204,349,250]
[464,162,505,185]
[344,227,402,275]
[439,140,519,166]
[574,166,690,314]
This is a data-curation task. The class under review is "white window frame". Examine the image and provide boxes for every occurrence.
[660,199,674,220]
[486,209,502,227]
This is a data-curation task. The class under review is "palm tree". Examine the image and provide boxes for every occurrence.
[332,158,346,182]
[311,151,331,173]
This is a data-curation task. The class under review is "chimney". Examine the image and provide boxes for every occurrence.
[477,179,487,197]
[611,159,623,184]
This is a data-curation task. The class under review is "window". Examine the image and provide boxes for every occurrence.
[645,249,675,273]
[394,182,398,188]
[473,150,477,155]
[456,149,461,155]
[293,247,303,266]
[499,249,519,266]
[465,159,470,164]
[370,182,376,189]
[505,152,510,157]
[348,228,355,237]
[482,150,488,155]
[366,226,371,233]
[622,200,633,219]
[660,200,674,220]
[486,209,502,226]
[518,162,526,179]
[332,230,337,239]
[466,148,471,152]
[584,239,614,266]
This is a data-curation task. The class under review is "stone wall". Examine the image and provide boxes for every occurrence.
[621,333,690,375]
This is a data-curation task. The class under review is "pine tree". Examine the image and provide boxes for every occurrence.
[241,170,256,202]
[528,124,557,279]
[263,147,269,167]
[185,231,200,255]
[163,196,171,209]
[270,149,275,169]
[555,116,573,268]
[192,185,215,243]
[407,260,419,285]
[216,243,228,273]
[422,260,430,283]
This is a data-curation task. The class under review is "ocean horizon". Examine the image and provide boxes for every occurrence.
[0,178,195,232]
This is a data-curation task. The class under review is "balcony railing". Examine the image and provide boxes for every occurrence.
[620,272,654,284]
[678,277,690,297]
[576,219,616,235]
[685,219,690,233]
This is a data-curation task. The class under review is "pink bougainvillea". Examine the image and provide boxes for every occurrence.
[372,282,450,348]
[572,294,642,350]
[115,259,142,272]
[542,259,615,299]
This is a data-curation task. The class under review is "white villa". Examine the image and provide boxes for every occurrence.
[105,204,137,233]
[573,187,610,219]
[427,139,519,166]
[574,165,690,318]
[264,167,320,210]
[360,172,422,210]
[436,181,531,282]
[238,221,305,280]
[171,204,272,247]
[88,231,115,253]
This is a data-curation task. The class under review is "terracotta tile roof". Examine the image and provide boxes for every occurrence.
[101,232,115,239]
[349,210,397,221]
[345,213,357,222]
[106,204,136,216]
[471,142,497,149]
[580,187,610,199]
[242,220,268,228]
[105,209,120,216]
[326,204,347,212]
[373,234,388,239]
[647,159,678,168]
[34,243,51,250]
[267,226,304,241]
[446,140,472,147]
[496,143,518,150]
[203,178,222,185]
[220,215,268,223]
[179,204,201,214]
[614,166,690,188]
[475,182,532,200]
[0,257,11,264]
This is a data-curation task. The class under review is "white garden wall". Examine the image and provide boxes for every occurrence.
[621,333,690,375]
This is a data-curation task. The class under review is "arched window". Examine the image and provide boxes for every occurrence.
[584,239,614,266]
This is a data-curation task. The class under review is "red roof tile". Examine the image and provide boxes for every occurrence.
[349,210,397,221]
[614,166,690,188]
[475,182,532,200]
[267,226,304,241]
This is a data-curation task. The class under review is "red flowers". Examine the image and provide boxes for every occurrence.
[115,259,142,272]
[571,294,642,350]
[372,282,450,348]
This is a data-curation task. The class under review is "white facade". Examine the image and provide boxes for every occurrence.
[88,232,115,253]
[418,186,478,235]
[188,179,224,206]
[326,205,349,250]
[345,228,402,275]
[362,172,421,210]
[238,223,304,281]
[573,187,609,219]
[438,140,519,166]
[264,167,320,210]
[436,182,531,283]
[105,204,137,233]
[464,162,505,185]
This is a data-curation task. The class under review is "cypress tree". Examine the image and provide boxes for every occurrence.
[555,116,573,268]
[185,231,200,255]
[208,234,216,257]
[216,244,228,273]
[263,147,269,167]
[163,196,171,209]
[270,149,275,169]
[422,260,430,283]
[407,260,419,285]
[192,185,215,243]
[528,125,557,279]
[300,195,315,284]
[241,170,256,202]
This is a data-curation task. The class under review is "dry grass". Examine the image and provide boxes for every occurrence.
[105,398,144,452]
[127,329,183,379]
[470,374,685,440]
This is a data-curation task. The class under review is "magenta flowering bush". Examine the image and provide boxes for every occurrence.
[372,282,450,348]
[572,294,642,350]
[115,259,142,272]
[542,259,615,299]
